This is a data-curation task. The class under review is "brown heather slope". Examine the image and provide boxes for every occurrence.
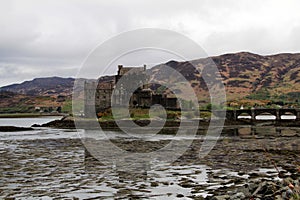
[150,52,300,102]
[212,52,300,99]
[0,90,64,113]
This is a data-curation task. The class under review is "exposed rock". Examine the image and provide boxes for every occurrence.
[230,192,245,200]
[275,195,283,200]
[150,182,159,187]
[38,119,76,129]
[0,126,33,132]
[211,195,230,200]
[176,194,184,198]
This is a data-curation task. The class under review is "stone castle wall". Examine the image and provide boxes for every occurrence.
[84,65,179,117]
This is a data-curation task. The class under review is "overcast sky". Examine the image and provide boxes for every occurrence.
[0,0,300,86]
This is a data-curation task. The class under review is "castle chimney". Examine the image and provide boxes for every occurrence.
[118,65,123,75]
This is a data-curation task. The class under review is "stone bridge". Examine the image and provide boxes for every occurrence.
[211,108,300,121]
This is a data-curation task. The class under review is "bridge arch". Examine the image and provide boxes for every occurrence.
[279,110,297,120]
[254,109,277,120]
[236,111,252,119]
[255,112,276,120]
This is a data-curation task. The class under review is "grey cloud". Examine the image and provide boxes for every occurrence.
[0,0,300,86]
[289,26,300,52]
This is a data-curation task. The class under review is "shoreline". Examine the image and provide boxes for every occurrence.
[0,113,67,118]
[33,117,300,131]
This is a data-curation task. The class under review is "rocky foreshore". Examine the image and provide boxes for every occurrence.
[26,116,300,199]
[35,116,300,130]
[209,174,300,200]
[83,130,300,199]
[32,118,76,129]
[1,126,299,199]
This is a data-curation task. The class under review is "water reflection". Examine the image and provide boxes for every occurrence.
[281,115,296,120]
[238,114,296,120]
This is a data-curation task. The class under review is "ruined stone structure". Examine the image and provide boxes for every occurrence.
[84,81,114,118]
[84,65,179,117]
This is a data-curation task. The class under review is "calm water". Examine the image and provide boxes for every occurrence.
[0,116,63,127]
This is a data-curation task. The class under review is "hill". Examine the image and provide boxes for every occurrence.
[150,52,300,106]
[0,77,76,113]
[1,52,300,113]
[0,77,75,97]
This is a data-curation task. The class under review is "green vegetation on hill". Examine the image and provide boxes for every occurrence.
[61,99,84,114]
[246,88,271,100]
[0,105,35,113]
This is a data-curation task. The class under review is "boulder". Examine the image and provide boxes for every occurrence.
[230,192,245,200]
[211,195,230,200]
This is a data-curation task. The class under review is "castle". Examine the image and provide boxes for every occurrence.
[84,65,178,117]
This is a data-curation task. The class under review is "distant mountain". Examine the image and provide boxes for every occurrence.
[0,77,75,97]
